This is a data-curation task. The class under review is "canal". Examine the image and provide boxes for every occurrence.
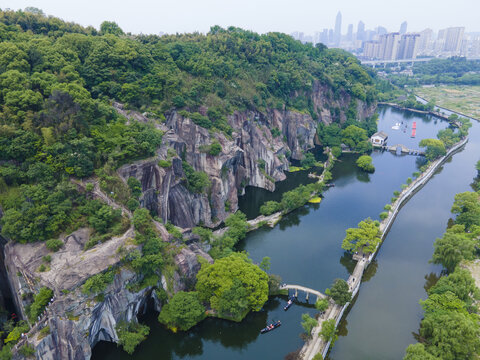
[92,105,474,359]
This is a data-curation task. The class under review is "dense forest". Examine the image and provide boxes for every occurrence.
[385,57,480,87]
[0,8,378,357]
[0,8,374,244]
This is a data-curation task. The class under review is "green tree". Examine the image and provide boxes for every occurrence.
[341,218,381,254]
[116,321,149,355]
[450,191,480,230]
[356,155,375,172]
[419,139,446,161]
[403,343,439,360]
[100,21,125,36]
[431,230,476,272]
[315,298,329,312]
[341,125,371,153]
[158,291,206,331]
[320,318,338,345]
[301,313,317,336]
[420,311,480,360]
[326,279,351,306]
[196,252,268,320]
[259,256,271,272]
[301,153,316,168]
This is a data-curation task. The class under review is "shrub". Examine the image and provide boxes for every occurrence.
[116,321,150,355]
[42,255,52,263]
[126,198,139,211]
[158,160,172,168]
[380,212,388,220]
[384,204,392,211]
[46,238,63,252]
[208,142,222,156]
[82,269,115,295]
[29,287,53,321]
[18,343,35,357]
[356,155,375,173]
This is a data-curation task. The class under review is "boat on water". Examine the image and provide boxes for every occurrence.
[284,296,296,311]
[412,121,417,129]
[411,128,416,138]
[391,122,401,130]
[260,320,282,334]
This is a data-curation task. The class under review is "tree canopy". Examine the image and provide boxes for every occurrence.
[196,252,269,320]
[419,139,446,162]
[356,155,375,173]
[326,279,351,306]
[342,218,381,254]
[158,291,206,331]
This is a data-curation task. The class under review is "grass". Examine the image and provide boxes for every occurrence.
[414,85,480,119]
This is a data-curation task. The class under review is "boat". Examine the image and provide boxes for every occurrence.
[391,122,400,130]
[260,320,282,334]
[284,296,296,311]
[412,121,417,129]
[411,128,416,138]
[325,183,335,187]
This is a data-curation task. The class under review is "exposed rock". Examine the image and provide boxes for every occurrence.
[117,86,374,229]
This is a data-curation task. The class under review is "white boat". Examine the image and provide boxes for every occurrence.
[391,122,400,130]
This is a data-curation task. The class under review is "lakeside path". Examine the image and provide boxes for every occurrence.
[299,136,469,360]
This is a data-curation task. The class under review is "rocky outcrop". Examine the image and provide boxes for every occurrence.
[117,86,375,229]
[6,234,212,360]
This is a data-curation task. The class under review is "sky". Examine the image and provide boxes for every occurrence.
[1,0,479,35]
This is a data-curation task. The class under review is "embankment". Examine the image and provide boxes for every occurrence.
[300,136,468,360]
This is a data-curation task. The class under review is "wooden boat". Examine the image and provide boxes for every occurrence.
[260,320,281,334]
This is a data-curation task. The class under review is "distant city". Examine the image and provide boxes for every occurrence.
[290,12,480,62]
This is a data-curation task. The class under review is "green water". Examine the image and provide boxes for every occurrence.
[92,106,475,359]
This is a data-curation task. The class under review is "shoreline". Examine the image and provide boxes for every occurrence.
[300,135,469,360]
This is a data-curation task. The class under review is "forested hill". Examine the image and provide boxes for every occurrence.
[0,8,375,243]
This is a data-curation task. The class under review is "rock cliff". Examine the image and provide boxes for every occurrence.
[118,84,374,229]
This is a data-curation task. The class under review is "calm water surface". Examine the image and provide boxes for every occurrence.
[92,107,472,360]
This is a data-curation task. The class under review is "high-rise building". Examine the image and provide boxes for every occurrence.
[417,28,433,54]
[443,27,465,52]
[378,32,400,60]
[397,34,420,59]
[329,29,334,44]
[320,29,329,44]
[357,21,365,41]
[334,11,342,45]
[399,21,408,35]
[376,26,387,36]
[347,24,353,42]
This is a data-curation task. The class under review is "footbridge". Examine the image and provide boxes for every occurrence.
[374,143,425,156]
[279,284,326,302]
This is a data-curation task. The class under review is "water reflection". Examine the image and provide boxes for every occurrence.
[423,272,441,293]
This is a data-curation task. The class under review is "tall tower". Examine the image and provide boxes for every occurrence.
[347,24,353,42]
[399,21,408,35]
[357,21,365,41]
[334,11,342,45]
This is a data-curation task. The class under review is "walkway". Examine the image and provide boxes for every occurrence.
[279,284,326,301]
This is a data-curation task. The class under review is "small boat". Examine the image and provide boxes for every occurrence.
[284,296,296,311]
[260,320,282,334]
[412,121,417,129]
[411,128,416,138]
[325,183,335,187]
[391,122,400,130]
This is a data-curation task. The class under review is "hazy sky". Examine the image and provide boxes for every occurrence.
[2,0,479,35]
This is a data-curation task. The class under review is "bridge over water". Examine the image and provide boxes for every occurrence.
[279,284,326,302]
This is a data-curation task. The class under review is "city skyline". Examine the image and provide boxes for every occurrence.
[1,0,479,35]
